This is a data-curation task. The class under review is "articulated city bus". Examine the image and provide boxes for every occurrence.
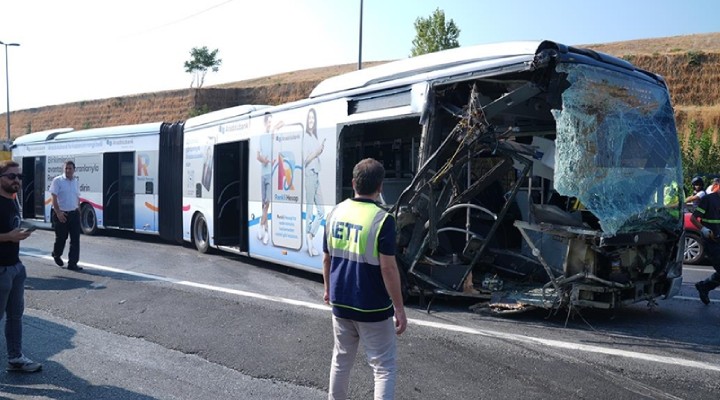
[11,123,185,239]
[14,40,684,312]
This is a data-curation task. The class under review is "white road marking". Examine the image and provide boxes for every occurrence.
[409,319,720,372]
[674,295,718,303]
[22,252,720,373]
[683,266,713,272]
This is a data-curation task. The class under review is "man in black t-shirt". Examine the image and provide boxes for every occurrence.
[0,160,42,372]
[690,190,720,305]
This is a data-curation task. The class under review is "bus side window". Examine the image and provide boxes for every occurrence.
[146,182,153,194]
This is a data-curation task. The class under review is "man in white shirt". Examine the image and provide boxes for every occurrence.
[50,160,82,271]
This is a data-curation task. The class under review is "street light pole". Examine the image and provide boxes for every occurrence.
[358,0,363,70]
[0,41,20,144]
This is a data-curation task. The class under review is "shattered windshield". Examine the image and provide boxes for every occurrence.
[551,63,682,235]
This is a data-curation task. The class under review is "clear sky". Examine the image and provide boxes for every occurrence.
[1,0,718,111]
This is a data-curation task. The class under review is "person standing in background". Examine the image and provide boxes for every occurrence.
[685,176,706,208]
[304,108,325,257]
[0,160,42,372]
[50,160,82,271]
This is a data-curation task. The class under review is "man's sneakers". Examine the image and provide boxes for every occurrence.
[696,281,712,305]
[53,252,82,270]
[7,355,42,373]
[52,253,64,267]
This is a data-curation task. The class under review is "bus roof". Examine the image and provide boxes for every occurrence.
[310,41,542,98]
[13,122,165,146]
[12,127,74,145]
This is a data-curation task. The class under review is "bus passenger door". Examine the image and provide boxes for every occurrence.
[213,141,248,252]
[104,152,135,229]
[20,156,46,220]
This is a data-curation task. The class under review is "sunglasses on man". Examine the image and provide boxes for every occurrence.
[0,173,24,180]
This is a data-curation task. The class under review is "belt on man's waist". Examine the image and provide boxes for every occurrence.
[61,209,78,213]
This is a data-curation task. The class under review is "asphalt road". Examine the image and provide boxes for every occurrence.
[2,229,719,399]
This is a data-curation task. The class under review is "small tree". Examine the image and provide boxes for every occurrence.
[410,8,460,57]
[184,46,222,88]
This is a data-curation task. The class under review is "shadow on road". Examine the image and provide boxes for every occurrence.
[1,315,155,399]
[24,275,100,291]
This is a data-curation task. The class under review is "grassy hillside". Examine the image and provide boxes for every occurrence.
[3,33,719,140]
[584,32,720,137]
[583,32,720,56]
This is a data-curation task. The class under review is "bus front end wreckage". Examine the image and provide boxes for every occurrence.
[392,41,684,313]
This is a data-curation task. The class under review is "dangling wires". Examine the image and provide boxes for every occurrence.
[430,83,491,186]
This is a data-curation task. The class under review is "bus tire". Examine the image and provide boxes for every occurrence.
[192,213,210,253]
[80,204,98,235]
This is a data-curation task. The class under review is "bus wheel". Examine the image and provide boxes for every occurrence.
[80,204,98,235]
[192,214,209,253]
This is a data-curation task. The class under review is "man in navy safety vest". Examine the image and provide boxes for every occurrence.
[323,158,407,399]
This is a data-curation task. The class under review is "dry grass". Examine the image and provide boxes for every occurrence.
[4,33,720,140]
[209,33,720,88]
[676,104,720,138]
[212,34,720,139]
[211,61,388,89]
[582,32,720,56]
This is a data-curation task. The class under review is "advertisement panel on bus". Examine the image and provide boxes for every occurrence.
[248,104,338,272]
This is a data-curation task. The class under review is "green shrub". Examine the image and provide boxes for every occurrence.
[681,120,720,193]
[687,51,705,67]
[188,104,211,118]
